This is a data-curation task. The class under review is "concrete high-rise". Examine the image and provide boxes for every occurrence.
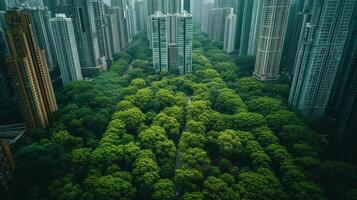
[50,14,83,84]
[92,0,112,62]
[177,11,192,74]
[289,0,356,116]
[247,0,263,56]
[5,11,57,130]
[23,7,57,71]
[135,0,147,32]
[253,0,291,81]
[151,12,168,72]
[201,0,213,33]
[57,0,106,77]
[190,0,203,24]
[329,6,357,162]
[223,8,237,53]
[208,8,228,43]
[106,11,121,54]
[239,0,254,55]
[0,26,12,99]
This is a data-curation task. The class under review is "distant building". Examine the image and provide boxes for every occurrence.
[0,27,12,99]
[247,0,263,56]
[208,8,229,43]
[57,0,106,77]
[201,0,214,34]
[135,0,147,32]
[253,0,291,81]
[5,11,57,130]
[50,14,83,84]
[289,0,356,116]
[223,8,237,53]
[151,12,168,72]
[177,11,192,74]
[106,11,121,54]
[239,0,253,55]
[190,0,203,24]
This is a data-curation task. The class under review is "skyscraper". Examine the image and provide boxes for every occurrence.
[92,0,112,61]
[201,0,214,33]
[223,8,237,53]
[329,5,357,162]
[289,0,356,116]
[253,0,291,81]
[177,11,192,74]
[50,14,83,84]
[135,0,147,32]
[247,0,263,56]
[0,26,12,99]
[5,11,57,130]
[24,7,57,71]
[208,8,228,43]
[58,0,107,76]
[190,0,203,24]
[151,12,168,72]
[106,11,121,54]
[239,0,254,55]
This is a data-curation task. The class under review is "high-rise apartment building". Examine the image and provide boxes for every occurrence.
[0,26,11,99]
[151,12,168,72]
[135,0,147,32]
[92,0,112,61]
[329,6,357,162]
[289,0,356,116]
[23,7,57,71]
[177,11,192,74]
[208,8,228,43]
[106,11,121,54]
[239,0,254,55]
[5,11,57,130]
[201,0,214,33]
[247,0,263,56]
[190,0,203,24]
[223,8,237,53]
[58,0,107,76]
[50,14,83,84]
[253,0,291,81]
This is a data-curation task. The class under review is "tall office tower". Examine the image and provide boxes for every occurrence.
[223,8,237,53]
[5,11,57,130]
[234,0,245,50]
[92,0,112,61]
[201,0,213,33]
[184,0,190,12]
[0,27,12,99]
[329,7,357,162]
[239,0,254,55]
[168,44,178,69]
[247,0,263,56]
[214,0,236,8]
[127,4,137,39]
[253,0,291,81]
[109,7,129,49]
[289,0,356,116]
[24,7,57,71]
[190,0,203,24]
[177,11,192,74]
[208,8,228,43]
[107,13,121,54]
[25,0,44,7]
[283,0,312,76]
[168,14,178,43]
[135,0,147,32]
[169,0,182,14]
[0,0,19,10]
[50,14,83,84]
[58,0,106,76]
[43,0,59,15]
[0,140,15,192]
[151,12,168,72]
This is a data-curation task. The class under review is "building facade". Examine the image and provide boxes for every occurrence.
[151,12,168,72]
[5,11,57,130]
[177,11,192,74]
[50,14,83,84]
[223,8,237,53]
[253,0,291,81]
[289,0,356,116]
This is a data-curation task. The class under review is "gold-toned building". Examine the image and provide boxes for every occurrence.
[5,11,57,130]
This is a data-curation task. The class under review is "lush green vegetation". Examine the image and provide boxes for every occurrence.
[9,31,357,200]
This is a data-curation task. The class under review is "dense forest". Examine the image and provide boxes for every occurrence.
[8,29,357,200]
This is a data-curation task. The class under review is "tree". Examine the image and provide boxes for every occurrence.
[232,112,266,131]
[215,90,247,114]
[174,168,204,192]
[154,89,176,111]
[153,179,175,200]
[202,176,240,200]
[217,130,242,155]
[133,155,160,192]
[289,182,326,200]
[179,132,206,152]
[113,107,145,133]
[180,192,204,200]
[182,148,210,170]
[47,174,84,200]
[153,113,180,139]
[247,97,283,116]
